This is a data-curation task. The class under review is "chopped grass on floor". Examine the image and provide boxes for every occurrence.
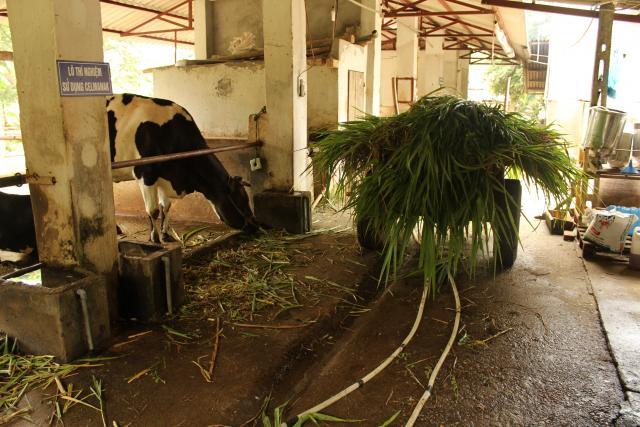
[260,397,362,427]
[180,229,354,322]
[0,334,104,424]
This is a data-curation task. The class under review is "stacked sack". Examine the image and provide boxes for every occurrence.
[584,208,638,253]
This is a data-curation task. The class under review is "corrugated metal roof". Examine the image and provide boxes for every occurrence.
[525,40,548,93]
[0,0,194,45]
[101,0,194,45]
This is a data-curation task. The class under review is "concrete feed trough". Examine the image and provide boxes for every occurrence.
[0,267,111,362]
[117,240,183,322]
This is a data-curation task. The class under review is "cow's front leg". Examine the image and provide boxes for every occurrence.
[159,201,175,243]
[147,210,161,243]
[137,180,161,243]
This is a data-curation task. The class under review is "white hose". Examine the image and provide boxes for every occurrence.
[283,282,429,427]
[162,256,173,315]
[282,256,461,427]
[405,273,461,426]
[76,289,94,352]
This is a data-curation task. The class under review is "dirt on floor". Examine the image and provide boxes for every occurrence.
[3,210,626,427]
[271,223,623,426]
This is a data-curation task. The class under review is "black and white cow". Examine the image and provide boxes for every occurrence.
[0,191,36,255]
[107,93,258,242]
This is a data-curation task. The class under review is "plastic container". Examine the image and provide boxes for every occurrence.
[630,226,640,270]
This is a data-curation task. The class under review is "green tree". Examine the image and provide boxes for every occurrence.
[485,64,544,121]
[103,36,153,95]
[0,22,18,128]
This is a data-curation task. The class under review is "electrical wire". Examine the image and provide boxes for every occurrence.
[405,272,461,426]
[282,280,430,427]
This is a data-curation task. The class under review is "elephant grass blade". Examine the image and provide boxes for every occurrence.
[311,95,582,288]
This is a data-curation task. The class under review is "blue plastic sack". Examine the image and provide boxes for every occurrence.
[606,205,640,235]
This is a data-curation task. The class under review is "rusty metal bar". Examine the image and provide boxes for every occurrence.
[482,0,640,24]
[102,28,194,45]
[0,174,26,189]
[422,21,456,35]
[1,263,44,281]
[386,10,493,16]
[122,28,192,37]
[446,0,492,12]
[388,0,429,13]
[157,16,190,29]
[111,141,262,170]
[100,0,188,21]
[424,32,493,37]
[123,0,190,34]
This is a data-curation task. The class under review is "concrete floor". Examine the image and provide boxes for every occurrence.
[269,219,631,425]
[581,249,640,426]
[2,202,640,425]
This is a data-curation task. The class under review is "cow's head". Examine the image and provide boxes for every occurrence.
[226,176,259,233]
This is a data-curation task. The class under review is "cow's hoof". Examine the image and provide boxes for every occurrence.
[162,233,176,243]
[150,232,161,244]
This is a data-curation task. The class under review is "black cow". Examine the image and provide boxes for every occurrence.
[0,191,36,256]
[107,93,258,242]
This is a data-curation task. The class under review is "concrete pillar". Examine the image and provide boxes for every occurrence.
[396,17,419,104]
[262,0,312,193]
[457,54,470,99]
[443,49,459,90]
[7,0,118,276]
[360,0,382,116]
[194,0,214,59]
[417,39,444,96]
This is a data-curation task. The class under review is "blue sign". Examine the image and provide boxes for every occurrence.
[57,60,113,97]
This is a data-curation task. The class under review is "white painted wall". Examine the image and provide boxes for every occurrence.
[417,40,444,97]
[545,14,640,148]
[380,44,466,116]
[308,66,339,129]
[152,41,367,135]
[336,40,368,123]
[380,50,398,116]
[152,62,266,138]
[308,41,368,129]
[545,14,595,149]
[206,0,360,56]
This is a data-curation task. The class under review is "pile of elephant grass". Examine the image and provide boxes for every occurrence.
[0,335,109,425]
[180,228,363,323]
[312,95,583,290]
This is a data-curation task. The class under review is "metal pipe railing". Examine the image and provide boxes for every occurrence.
[0,173,27,189]
[110,141,262,169]
[0,141,262,188]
